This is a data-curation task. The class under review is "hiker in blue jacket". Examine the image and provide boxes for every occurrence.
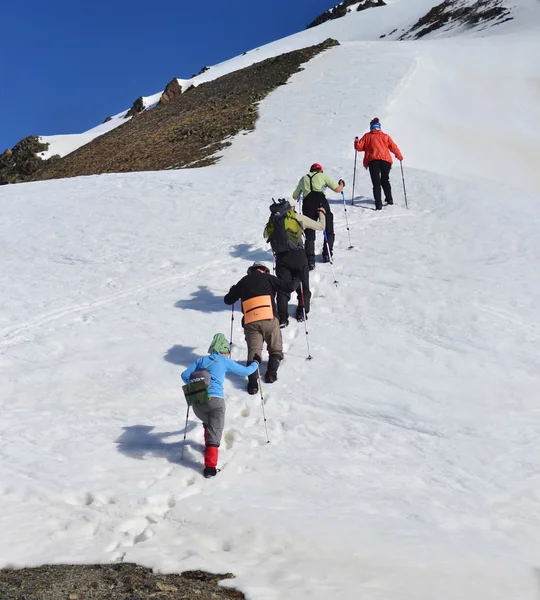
[181,333,258,478]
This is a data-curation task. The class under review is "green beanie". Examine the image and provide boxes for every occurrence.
[208,333,230,355]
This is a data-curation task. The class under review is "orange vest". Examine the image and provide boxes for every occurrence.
[242,295,273,324]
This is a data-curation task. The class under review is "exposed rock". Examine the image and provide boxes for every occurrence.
[125,96,145,118]
[0,136,49,184]
[102,116,112,123]
[400,0,512,39]
[33,39,340,182]
[0,563,245,600]
[307,0,386,29]
[158,78,183,105]
[192,65,210,78]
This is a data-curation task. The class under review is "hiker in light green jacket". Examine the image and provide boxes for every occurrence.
[292,163,345,269]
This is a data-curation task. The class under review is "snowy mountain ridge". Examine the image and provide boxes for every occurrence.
[33,0,539,163]
[1,0,540,599]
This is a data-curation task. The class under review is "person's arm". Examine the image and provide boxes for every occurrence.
[296,210,326,232]
[388,136,403,161]
[354,134,368,152]
[181,358,201,383]
[224,283,241,305]
[223,356,258,377]
[292,178,304,201]
[322,173,344,194]
[270,273,301,294]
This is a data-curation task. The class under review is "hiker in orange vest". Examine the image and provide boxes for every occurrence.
[354,117,403,210]
[224,262,299,393]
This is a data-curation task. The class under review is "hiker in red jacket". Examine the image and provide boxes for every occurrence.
[354,118,403,210]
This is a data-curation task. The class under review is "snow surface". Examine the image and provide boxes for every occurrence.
[3,1,540,599]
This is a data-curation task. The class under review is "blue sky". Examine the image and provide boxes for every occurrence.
[0,0,334,150]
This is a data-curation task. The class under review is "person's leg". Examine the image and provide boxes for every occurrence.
[244,322,264,394]
[368,161,383,210]
[322,200,335,261]
[299,252,311,315]
[275,260,292,325]
[261,319,283,383]
[380,161,393,204]
[202,397,225,476]
[302,193,320,268]
[244,322,264,363]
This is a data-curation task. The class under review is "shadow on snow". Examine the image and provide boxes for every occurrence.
[230,243,273,264]
[174,285,230,313]
[115,425,204,473]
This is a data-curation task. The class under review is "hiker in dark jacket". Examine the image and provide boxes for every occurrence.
[224,262,299,393]
[264,199,326,327]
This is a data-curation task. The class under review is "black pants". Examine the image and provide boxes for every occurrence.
[302,191,335,264]
[275,249,311,319]
[368,160,393,209]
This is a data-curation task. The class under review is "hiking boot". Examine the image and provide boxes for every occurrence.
[322,253,332,263]
[385,198,394,205]
[375,205,382,211]
[308,259,316,271]
[279,317,289,329]
[203,467,218,478]
[265,354,281,384]
[296,307,306,322]
[247,371,259,395]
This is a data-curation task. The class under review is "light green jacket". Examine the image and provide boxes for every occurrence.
[292,172,339,200]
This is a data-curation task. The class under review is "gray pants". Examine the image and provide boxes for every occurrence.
[192,396,225,447]
[244,318,283,362]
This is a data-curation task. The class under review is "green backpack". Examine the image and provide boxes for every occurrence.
[264,199,304,254]
[182,369,211,406]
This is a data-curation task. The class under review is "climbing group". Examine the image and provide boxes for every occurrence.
[181,118,404,477]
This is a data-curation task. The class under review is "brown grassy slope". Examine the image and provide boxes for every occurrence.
[33,39,339,182]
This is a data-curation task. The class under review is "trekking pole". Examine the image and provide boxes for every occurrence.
[257,368,270,443]
[297,191,303,214]
[180,405,190,460]
[323,232,338,287]
[400,161,409,209]
[341,191,354,249]
[299,282,313,360]
[351,145,358,206]
[229,304,235,353]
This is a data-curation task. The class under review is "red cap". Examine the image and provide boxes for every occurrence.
[310,163,323,173]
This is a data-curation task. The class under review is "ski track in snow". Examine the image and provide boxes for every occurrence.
[2,3,540,599]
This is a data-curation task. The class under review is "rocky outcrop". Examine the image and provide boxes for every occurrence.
[191,65,210,78]
[158,78,183,105]
[32,39,340,181]
[400,0,512,39]
[307,0,386,29]
[125,96,145,118]
[0,564,245,599]
[0,136,50,184]
[102,116,112,123]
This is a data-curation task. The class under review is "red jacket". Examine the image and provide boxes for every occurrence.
[354,130,403,168]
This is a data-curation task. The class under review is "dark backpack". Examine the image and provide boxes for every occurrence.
[182,355,218,406]
[263,199,304,254]
[182,369,211,406]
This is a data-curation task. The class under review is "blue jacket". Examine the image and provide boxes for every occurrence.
[181,353,258,399]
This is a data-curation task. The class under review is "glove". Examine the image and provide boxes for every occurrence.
[318,207,326,215]
[339,179,345,188]
[252,354,261,364]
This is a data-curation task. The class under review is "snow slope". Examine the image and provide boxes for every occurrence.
[2,2,540,599]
